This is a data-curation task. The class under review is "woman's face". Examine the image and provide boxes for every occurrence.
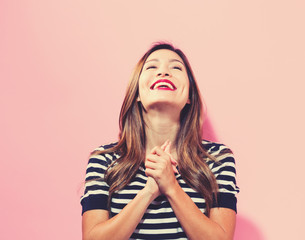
[138,49,190,112]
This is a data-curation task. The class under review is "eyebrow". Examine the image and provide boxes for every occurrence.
[144,58,185,65]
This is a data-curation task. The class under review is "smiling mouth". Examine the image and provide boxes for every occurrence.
[150,79,177,91]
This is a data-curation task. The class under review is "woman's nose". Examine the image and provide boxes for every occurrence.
[157,66,171,77]
[157,72,169,77]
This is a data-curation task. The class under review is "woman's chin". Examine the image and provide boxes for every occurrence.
[143,101,187,113]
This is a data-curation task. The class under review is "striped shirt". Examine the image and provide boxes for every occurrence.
[80,140,240,239]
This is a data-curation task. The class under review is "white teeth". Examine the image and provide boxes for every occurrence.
[154,82,174,90]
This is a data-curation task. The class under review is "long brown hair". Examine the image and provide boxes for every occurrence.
[93,43,218,216]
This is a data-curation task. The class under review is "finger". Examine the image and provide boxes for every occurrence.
[145,159,158,170]
[170,156,178,166]
[172,165,179,174]
[150,146,159,154]
[145,168,160,179]
[164,141,171,154]
[145,168,154,178]
[146,153,159,163]
[161,142,177,166]
[150,147,169,159]
[160,140,169,151]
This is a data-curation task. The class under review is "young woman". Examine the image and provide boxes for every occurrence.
[81,43,240,240]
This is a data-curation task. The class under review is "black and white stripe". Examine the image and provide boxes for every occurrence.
[81,140,240,240]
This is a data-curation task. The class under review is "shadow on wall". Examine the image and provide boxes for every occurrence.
[202,116,218,143]
[202,116,265,240]
[235,215,265,240]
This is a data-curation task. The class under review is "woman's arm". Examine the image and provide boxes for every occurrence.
[145,146,236,240]
[166,182,236,240]
[82,177,160,240]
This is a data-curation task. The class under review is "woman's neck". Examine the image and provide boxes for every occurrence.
[143,109,180,154]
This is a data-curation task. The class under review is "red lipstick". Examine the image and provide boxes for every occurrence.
[150,79,177,91]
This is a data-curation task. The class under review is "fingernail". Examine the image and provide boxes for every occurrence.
[171,157,177,164]
[173,166,178,174]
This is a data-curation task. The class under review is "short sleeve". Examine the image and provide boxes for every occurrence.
[80,146,114,215]
[206,142,240,212]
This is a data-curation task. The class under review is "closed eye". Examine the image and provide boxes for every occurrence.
[172,66,182,70]
[146,65,157,70]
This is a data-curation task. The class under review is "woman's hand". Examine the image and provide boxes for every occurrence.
[145,141,179,197]
[160,140,178,174]
[143,176,160,200]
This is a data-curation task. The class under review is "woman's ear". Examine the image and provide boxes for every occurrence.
[187,99,191,104]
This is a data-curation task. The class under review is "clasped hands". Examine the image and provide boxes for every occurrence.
[144,140,179,198]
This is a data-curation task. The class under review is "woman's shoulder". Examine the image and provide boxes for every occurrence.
[201,139,235,165]
[201,139,233,155]
[201,141,240,205]
[92,142,118,152]
[88,142,119,166]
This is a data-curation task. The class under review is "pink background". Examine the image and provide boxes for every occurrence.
[1,1,304,239]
